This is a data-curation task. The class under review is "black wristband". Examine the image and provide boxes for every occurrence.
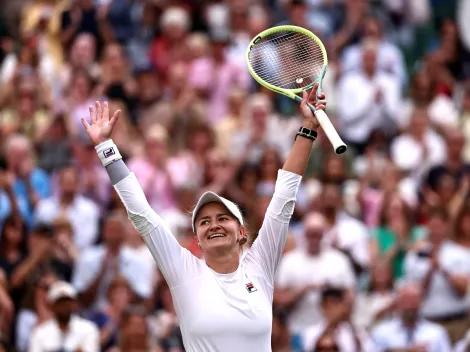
[295,127,317,141]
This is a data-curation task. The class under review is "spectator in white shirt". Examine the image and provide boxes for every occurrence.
[72,212,153,311]
[341,17,407,87]
[319,182,370,274]
[371,282,452,352]
[34,165,100,251]
[391,108,447,183]
[404,207,470,344]
[337,40,401,154]
[29,281,99,352]
[301,286,374,352]
[275,212,356,334]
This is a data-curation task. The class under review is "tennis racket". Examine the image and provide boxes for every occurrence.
[246,25,347,154]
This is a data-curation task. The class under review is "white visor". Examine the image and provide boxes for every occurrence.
[192,192,244,233]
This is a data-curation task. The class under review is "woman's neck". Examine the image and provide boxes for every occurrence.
[205,250,240,274]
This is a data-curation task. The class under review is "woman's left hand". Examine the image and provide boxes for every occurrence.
[300,82,326,130]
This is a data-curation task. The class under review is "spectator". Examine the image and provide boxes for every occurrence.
[275,212,355,334]
[16,271,58,352]
[318,182,370,274]
[301,286,373,352]
[34,165,100,251]
[72,212,153,310]
[337,40,401,154]
[404,208,470,343]
[1,134,51,227]
[87,275,135,351]
[28,280,99,352]
[371,281,452,351]
[353,261,395,330]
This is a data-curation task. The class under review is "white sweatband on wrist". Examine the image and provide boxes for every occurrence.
[95,139,122,167]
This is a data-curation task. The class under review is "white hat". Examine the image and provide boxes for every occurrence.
[47,281,77,303]
[192,192,244,233]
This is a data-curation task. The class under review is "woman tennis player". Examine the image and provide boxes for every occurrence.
[81,83,326,351]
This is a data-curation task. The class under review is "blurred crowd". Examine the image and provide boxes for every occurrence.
[0,0,470,351]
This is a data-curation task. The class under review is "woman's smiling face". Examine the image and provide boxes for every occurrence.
[195,202,244,255]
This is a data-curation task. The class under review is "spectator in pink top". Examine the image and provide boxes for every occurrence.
[188,30,250,123]
[127,124,177,214]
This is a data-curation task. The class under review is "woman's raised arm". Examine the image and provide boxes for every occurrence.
[81,101,201,287]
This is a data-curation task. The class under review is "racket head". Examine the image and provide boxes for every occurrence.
[246,25,328,98]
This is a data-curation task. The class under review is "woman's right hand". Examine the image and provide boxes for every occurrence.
[81,101,121,145]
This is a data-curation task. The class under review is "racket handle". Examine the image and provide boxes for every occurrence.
[310,107,347,154]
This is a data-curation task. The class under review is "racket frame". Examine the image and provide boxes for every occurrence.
[246,25,347,154]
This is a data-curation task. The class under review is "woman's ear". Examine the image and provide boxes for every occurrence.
[238,226,248,246]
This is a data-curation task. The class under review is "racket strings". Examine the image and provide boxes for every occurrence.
[248,31,325,90]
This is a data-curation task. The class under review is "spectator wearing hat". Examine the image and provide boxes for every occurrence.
[28,280,99,352]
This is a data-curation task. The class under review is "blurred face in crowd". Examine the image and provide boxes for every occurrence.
[1,217,24,249]
[321,290,345,321]
[427,212,448,245]
[323,155,345,182]
[103,215,126,249]
[435,173,456,204]
[362,18,381,40]
[103,44,126,75]
[315,334,339,352]
[5,136,31,173]
[17,83,36,117]
[205,149,229,183]
[370,262,393,292]
[136,71,161,104]
[121,312,148,350]
[189,129,213,156]
[108,277,133,311]
[289,1,306,26]
[59,167,79,198]
[397,284,422,324]
[411,71,432,103]
[260,148,281,181]
[70,34,96,67]
[52,298,76,325]
[72,71,92,100]
[304,214,326,255]
[321,184,342,214]
[145,135,168,167]
[251,104,269,130]
[384,196,406,223]
[168,62,188,95]
[194,202,245,256]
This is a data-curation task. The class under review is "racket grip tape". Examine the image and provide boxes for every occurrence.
[306,103,347,154]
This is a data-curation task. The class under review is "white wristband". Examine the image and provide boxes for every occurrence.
[95,139,122,167]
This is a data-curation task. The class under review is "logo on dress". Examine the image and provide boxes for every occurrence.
[103,147,115,158]
[246,282,257,293]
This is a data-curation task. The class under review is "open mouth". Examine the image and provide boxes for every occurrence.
[208,233,226,240]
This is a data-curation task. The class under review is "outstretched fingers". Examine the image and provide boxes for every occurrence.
[81,117,90,130]
[89,105,96,123]
[95,101,102,121]
[103,101,109,120]
[110,109,121,127]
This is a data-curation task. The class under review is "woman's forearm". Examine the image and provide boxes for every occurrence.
[282,121,316,176]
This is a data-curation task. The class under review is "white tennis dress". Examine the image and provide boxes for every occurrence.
[113,169,301,352]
